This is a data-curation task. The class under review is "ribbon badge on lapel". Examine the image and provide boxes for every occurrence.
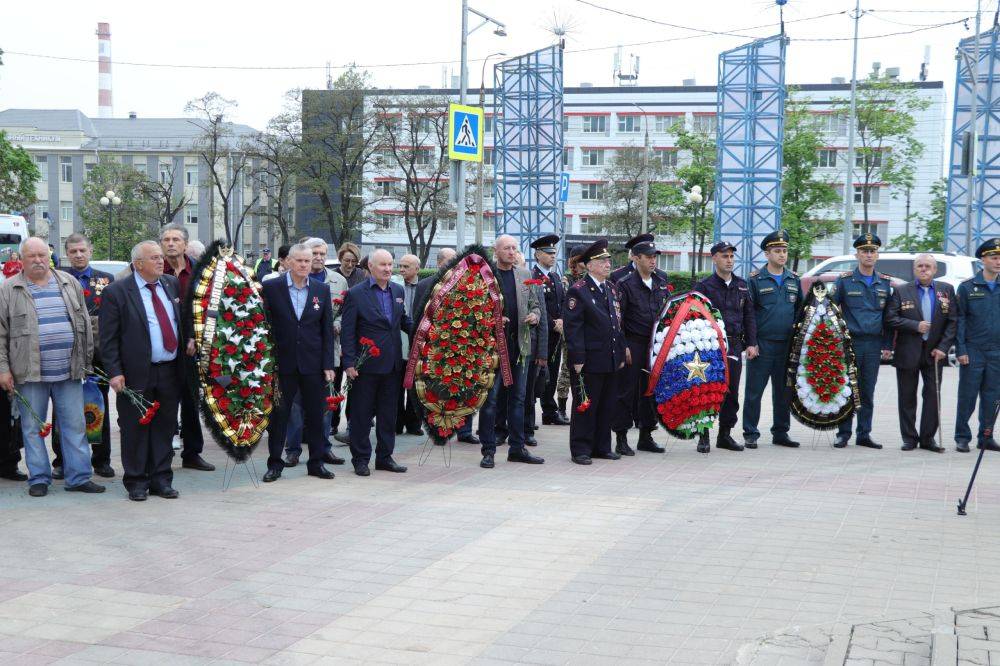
[312,296,320,311]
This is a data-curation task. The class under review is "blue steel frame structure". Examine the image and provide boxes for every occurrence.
[714,34,788,278]
[945,28,1000,254]
[494,44,564,255]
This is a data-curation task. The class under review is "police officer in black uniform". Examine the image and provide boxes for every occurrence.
[612,235,671,455]
[743,230,803,449]
[563,239,627,465]
[832,233,893,449]
[694,241,757,452]
[955,238,1000,452]
[531,234,569,426]
[610,233,669,285]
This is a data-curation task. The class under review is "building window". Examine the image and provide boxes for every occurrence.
[60,201,73,223]
[60,157,72,183]
[185,168,197,185]
[562,148,571,168]
[484,148,494,166]
[815,149,838,168]
[483,180,494,200]
[378,181,393,197]
[692,115,717,134]
[856,151,883,168]
[617,115,641,133]
[484,116,493,134]
[853,185,880,204]
[415,149,433,166]
[581,149,605,167]
[184,204,198,225]
[580,215,605,234]
[384,116,402,133]
[416,116,433,134]
[581,183,605,200]
[35,203,48,222]
[375,214,396,230]
[36,156,48,181]
[819,113,848,135]
[582,116,607,134]
[85,163,96,178]
[655,149,678,168]
[562,115,569,132]
[134,161,147,176]
[654,116,682,133]
[853,221,882,236]
[349,180,363,197]
[657,253,679,271]
[380,148,395,165]
[159,163,170,185]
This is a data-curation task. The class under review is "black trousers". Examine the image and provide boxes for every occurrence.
[524,359,547,431]
[348,371,401,467]
[897,352,944,446]
[0,391,22,473]
[267,372,327,472]
[180,355,205,460]
[53,380,112,468]
[569,370,616,458]
[396,386,422,433]
[120,362,180,492]
[719,345,744,430]
[613,336,657,434]
[331,366,346,430]
[540,335,562,416]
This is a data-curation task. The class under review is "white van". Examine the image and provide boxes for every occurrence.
[0,214,28,260]
[803,252,981,291]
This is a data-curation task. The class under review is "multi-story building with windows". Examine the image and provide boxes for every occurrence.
[0,109,272,255]
[302,79,946,270]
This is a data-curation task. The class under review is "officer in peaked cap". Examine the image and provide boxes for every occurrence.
[563,239,627,464]
[954,237,1000,452]
[530,234,569,426]
[743,230,803,449]
[610,233,669,284]
[612,235,671,455]
[831,232,894,449]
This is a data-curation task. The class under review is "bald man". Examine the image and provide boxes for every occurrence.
[341,249,413,475]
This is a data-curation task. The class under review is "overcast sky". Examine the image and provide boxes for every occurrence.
[0,0,983,129]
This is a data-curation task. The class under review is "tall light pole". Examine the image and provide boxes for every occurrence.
[841,0,862,254]
[99,189,121,260]
[476,52,506,247]
[687,186,703,280]
[456,0,506,251]
[631,102,651,234]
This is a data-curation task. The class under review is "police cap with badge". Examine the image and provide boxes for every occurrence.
[580,238,611,263]
[975,237,1000,258]
[710,240,737,255]
[626,233,660,256]
[530,234,560,254]
[853,232,882,250]
[760,229,790,251]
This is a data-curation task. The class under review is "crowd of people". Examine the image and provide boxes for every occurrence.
[0,225,998,500]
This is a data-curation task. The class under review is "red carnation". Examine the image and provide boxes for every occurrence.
[445,399,458,410]
[239,386,251,398]
[223,311,235,321]
[224,344,237,355]
[211,385,224,398]
[576,399,591,413]
[224,286,237,297]
[39,423,53,437]
[82,289,91,298]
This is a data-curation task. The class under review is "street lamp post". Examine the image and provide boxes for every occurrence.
[631,103,651,235]
[99,189,122,260]
[687,186,703,280]
[457,0,506,251]
[476,51,506,247]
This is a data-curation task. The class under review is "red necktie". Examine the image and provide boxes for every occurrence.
[146,283,178,353]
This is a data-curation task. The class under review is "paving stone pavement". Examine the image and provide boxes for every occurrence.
[2,365,1000,665]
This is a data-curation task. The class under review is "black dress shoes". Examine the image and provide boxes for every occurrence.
[744,439,758,450]
[375,457,407,473]
[856,438,882,449]
[615,432,635,456]
[309,466,335,479]
[0,468,28,481]
[920,443,945,453]
[593,451,621,460]
[29,483,48,497]
[834,437,849,448]
[773,438,800,448]
[978,438,1000,452]
[901,442,917,451]
[354,465,371,476]
[524,434,538,447]
[65,481,106,493]
[406,427,424,436]
[543,412,570,426]
[182,455,216,471]
[480,454,495,469]
[150,486,179,499]
[93,464,116,478]
[262,469,282,483]
[128,488,147,501]
[323,451,345,465]
[508,448,544,464]
[51,465,64,480]
[697,433,711,453]
[957,442,971,452]
[716,435,744,452]
[284,453,300,467]
[636,430,665,453]
[458,434,481,445]
[572,455,592,465]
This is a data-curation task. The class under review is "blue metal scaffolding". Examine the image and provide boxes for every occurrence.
[494,45,564,255]
[945,28,1000,254]
[714,34,788,277]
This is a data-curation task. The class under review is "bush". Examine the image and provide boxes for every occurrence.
[663,271,713,293]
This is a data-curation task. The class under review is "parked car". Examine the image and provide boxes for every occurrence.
[89,260,130,276]
[801,252,980,294]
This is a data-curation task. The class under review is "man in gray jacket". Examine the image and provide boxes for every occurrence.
[0,237,105,497]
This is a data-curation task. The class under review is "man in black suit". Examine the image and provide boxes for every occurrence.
[886,254,957,452]
[260,243,337,483]
[99,241,185,501]
[342,249,411,476]
[53,233,115,478]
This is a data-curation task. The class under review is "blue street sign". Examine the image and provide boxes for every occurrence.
[559,172,570,202]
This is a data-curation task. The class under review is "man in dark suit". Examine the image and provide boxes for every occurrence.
[260,243,338,483]
[531,235,569,426]
[52,233,115,479]
[886,255,957,452]
[99,241,185,501]
[341,250,411,476]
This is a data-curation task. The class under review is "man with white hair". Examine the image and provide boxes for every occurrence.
[340,249,411,476]
[0,237,105,497]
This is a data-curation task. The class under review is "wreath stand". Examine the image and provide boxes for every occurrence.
[222,454,260,490]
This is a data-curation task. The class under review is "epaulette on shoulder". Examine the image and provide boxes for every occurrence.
[749,269,759,277]
[571,278,588,290]
[841,271,853,277]
[790,270,799,278]
[879,273,892,280]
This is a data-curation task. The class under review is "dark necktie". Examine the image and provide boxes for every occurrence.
[146,283,178,353]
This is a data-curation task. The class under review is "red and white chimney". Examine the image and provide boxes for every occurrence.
[96,22,112,118]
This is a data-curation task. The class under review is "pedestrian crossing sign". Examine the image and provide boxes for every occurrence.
[448,103,483,162]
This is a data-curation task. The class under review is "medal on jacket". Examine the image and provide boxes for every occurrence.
[312,296,320,310]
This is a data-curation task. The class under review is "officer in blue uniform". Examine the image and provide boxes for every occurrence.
[610,233,669,285]
[531,234,569,426]
[612,235,671,456]
[954,237,1000,452]
[832,233,894,449]
[743,230,803,449]
[694,241,757,453]
[563,239,627,465]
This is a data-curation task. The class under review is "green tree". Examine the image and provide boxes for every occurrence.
[831,75,930,227]
[781,101,842,272]
[80,161,158,261]
[600,144,666,238]
[666,125,716,274]
[889,179,946,251]
[0,131,41,216]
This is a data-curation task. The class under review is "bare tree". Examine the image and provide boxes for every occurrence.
[184,92,259,244]
[137,165,189,231]
[373,95,451,265]
[246,128,295,245]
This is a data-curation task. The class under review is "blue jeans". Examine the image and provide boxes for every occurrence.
[284,396,334,457]
[478,360,527,456]
[17,379,91,487]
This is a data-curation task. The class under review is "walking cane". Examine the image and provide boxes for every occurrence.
[957,398,1000,516]
[934,356,942,448]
